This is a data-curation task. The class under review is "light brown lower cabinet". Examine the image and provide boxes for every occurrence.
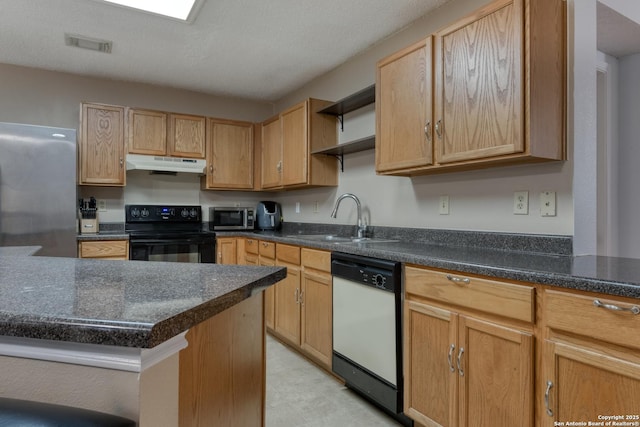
[78,240,129,260]
[179,291,265,427]
[216,237,237,264]
[404,266,534,427]
[540,289,640,425]
[271,245,333,370]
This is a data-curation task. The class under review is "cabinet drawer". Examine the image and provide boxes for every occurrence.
[301,248,331,273]
[545,289,640,350]
[259,241,276,259]
[79,240,128,259]
[276,244,300,265]
[405,266,534,323]
[245,238,259,255]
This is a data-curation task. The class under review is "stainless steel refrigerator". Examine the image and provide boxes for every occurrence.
[0,122,77,257]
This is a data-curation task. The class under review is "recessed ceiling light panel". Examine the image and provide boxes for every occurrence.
[101,0,202,22]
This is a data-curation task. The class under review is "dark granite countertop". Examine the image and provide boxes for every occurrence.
[77,232,129,241]
[0,256,286,348]
[218,230,640,300]
[80,223,640,300]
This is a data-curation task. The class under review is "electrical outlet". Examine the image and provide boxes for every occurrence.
[513,191,529,215]
[295,202,300,214]
[313,201,319,213]
[439,196,450,215]
[540,191,557,216]
[97,199,107,212]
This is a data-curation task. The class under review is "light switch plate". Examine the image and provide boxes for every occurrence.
[540,191,557,216]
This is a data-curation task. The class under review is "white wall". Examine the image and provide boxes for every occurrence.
[272,0,574,236]
[616,52,640,257]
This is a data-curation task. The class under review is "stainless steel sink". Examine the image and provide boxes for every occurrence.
[286,234,398,244]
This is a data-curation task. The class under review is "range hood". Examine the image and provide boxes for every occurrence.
[126,154,206,174]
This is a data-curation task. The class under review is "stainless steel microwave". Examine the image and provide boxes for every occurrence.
[209,207,254,230]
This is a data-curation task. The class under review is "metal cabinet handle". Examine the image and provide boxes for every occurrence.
[119,157,123,167]
[262,242,269,247]
[299,290,304,306]
[446,274,470,285]
[594,299,640,315]
[435,119,442,139]
[277,161,282,172]
[424,121,431,141]
[457,347,464,376]
[544,380,554,417]
[210,165,213,173]
[294,288,299,304]
[447,344,456,372]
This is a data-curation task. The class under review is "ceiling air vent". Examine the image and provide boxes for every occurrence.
[64,33,112,53]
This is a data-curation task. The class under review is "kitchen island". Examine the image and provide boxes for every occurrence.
[0,254,286,426]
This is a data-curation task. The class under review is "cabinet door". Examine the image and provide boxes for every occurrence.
[376,37,433,173]
[541,340,640,427]
[274,265,301,346]
[168,113,206,159]
[434,0,523,164]
[78,240,128,260]
[300,269,332,368]
[206,119,254,189]
[216,237,237,264]
[261,116,282,189]
[80,103,125,185]
[458,316,533,427]
[259,255,276,331]
[404,300,458,427]
[281,102,308,186]
[127,109,167,155]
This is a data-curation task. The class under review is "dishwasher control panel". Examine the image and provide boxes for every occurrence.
[331,252,399,293]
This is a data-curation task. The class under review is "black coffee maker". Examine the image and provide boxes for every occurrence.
[255,201,282,231]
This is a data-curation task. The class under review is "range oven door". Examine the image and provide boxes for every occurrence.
[129,234,216,263]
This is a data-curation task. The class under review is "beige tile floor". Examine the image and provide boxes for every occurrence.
[265,334,403,427]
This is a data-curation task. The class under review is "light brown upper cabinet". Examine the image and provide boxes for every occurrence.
[127,108,167,156]
[128,109,205,159]
[261,115,282,189]
[376,37,434,173]
[376,0,565,176]
[203,118,254,190]
[167,113,206,159]
[79,102,126,186]
[260,99,337,190]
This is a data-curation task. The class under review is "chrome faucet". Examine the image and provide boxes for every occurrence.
[331,193,367,238]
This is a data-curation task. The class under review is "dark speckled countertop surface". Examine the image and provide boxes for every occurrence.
[81,223,640,300]
[222,226,640,300]
[0,255,285,348]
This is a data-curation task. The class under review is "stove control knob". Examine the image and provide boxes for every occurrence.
[141,208,149,218]
[130,208,140,218]
[372,274,386,289]
[181,208,189,218]
[190,208,198,218]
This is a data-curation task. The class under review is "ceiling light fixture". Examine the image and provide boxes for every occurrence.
[102,0,200,21]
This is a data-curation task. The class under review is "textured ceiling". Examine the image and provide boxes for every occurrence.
[0,0,449,101]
